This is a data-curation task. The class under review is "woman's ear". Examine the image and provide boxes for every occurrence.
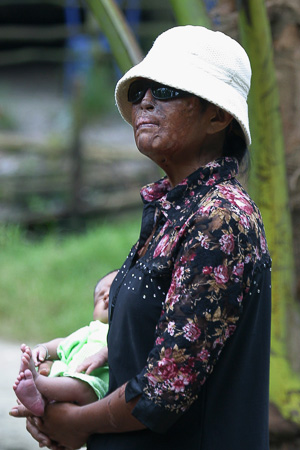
[207,105,233,134]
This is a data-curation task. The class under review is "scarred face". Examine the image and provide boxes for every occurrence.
[130,84,223,186]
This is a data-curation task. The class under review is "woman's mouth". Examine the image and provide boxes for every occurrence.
[136,118,158,131]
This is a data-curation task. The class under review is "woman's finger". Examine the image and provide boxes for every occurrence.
[26,417,52,448]
[9,402,31,418]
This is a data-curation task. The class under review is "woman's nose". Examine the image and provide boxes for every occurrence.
[140,88,154,107]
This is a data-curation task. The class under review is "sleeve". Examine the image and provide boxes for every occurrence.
[125,205,254,432]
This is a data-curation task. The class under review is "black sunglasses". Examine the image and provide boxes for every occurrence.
[128,79,191,104]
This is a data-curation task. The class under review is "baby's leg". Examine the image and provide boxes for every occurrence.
[15,345,97,407]
[35,376,98,406]
[13,345,45,416]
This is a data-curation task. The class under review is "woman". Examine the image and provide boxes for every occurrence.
[12,25,271,450]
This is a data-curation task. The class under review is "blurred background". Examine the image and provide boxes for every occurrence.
[1,0,300,448]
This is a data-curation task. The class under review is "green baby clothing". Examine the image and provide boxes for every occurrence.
[49,320,109,399]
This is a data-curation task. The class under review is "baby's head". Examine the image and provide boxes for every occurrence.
[93,270,118,323]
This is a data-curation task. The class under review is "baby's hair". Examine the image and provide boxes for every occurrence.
[94,270,118,295]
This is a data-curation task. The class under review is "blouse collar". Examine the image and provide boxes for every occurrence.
[140,157,239,225]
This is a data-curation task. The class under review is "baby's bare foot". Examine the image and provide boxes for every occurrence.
[13,369,45,416]
[19,344,37,379]
[19,344,29,373]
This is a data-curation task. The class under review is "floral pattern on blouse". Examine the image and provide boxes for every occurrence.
[136,157,271,414]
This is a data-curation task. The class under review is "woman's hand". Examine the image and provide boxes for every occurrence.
[76,347,108,375]
[38,402,88,449]
[27,415,58,449]
[10,401,87,450]
[10,402,55,449]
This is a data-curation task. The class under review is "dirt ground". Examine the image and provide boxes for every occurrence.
[0,339,40,450]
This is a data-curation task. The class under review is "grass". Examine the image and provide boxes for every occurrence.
[0,215,141,344]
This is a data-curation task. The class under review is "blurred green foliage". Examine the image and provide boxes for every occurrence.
[0,215,140,344]
[81,62,117,118]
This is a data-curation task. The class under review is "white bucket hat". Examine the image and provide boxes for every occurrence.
[115,25,252,146]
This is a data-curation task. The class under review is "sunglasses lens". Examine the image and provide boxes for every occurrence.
[128,80,190,103]
[152,86,177,99]
[128,80,147,103]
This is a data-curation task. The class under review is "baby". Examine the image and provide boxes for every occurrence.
[12,270,117,416]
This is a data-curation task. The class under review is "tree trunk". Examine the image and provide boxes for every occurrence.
[237,0,300,428]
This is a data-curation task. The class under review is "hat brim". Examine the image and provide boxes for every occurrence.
[115,61,251,147]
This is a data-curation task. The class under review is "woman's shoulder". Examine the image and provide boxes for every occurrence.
[191,179,270,261]
[196,179,262,224]
[177,178,266,243]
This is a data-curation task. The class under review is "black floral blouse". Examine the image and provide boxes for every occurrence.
[90,157,272,450]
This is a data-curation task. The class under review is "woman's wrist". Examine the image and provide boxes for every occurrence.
[79,384,145,435]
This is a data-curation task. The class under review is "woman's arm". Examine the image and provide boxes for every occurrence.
[122,205,255,432]
[13,383,145,450]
